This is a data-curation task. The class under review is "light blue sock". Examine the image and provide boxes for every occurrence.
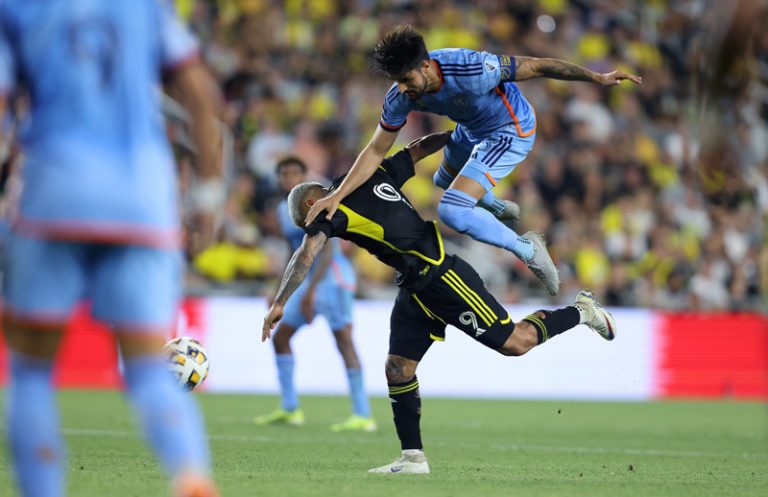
[7,352,64,497]
[433,165,454,190]
[123,356,210,477]
[435,165,506,216]
[438,189,534,261]
[276,353,299,412]
[478,190,507,217]
[346,368,370,417]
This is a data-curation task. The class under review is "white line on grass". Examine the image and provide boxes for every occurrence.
[58,428,766,460]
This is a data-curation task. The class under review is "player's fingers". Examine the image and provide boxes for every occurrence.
[325,205,337,220]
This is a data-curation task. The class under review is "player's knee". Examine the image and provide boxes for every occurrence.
[385,355,418,383]
[437,196,473,233]
[498,322,537,357]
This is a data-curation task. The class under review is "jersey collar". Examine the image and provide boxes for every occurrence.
[426,60,444,94]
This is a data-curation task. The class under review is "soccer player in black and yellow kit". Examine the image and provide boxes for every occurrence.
[262,131,617,474]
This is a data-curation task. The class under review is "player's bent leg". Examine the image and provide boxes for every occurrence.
[329,325,376,432]
[369,355,429,474]
[497,321,538,356]
[255,323,305,426]
[433,164,457,190]
[117,332,216,496]
[3,321,66,497]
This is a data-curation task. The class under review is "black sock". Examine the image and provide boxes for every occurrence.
[523,306,580,344]
[388,376,422,450]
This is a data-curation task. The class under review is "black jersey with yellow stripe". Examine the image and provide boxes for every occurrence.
[305,149,446,291]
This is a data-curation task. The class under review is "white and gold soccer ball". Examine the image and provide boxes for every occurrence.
[164,337,210,391]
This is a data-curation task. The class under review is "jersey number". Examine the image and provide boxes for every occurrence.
[67,18,119,89]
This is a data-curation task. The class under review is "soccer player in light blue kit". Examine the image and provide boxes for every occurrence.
[307,25,641,296]
[254,156,375,432]
[0,1,221,495]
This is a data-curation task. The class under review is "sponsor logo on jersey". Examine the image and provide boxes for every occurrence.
[373,183,402,202]
[485,61,497,72]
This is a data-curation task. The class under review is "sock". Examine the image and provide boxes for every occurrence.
[388,377,422,450]
[346,368,371,417]
[123,356,210,477]
[523,307,581,344]
[276,353,299,412]
[478,190,507,217]
[433,165,455,190]
[438,189,534,261]
[7,352,64,497]
[434,165,506,216]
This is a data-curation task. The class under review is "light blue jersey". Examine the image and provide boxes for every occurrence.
[380,48,536,141]
[0,0,199,247]
[276,199,355,330]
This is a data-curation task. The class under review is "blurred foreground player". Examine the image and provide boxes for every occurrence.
[254,157,375,432]
[0,1,221,495]
[263,131,617,473]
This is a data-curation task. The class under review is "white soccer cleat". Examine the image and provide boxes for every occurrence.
[520,231,560,296]
[368,451,430,474]
[495,199,521,222]
[574,290,617,341]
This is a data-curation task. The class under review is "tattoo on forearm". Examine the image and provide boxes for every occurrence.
[274,233,327,305]
[522,58,598,82]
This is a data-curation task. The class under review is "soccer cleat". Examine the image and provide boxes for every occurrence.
[253,408,305,427]
[574,290,617,341]
[520,231,560,296]
[173,473,220,497]
[495,199,521,222]
[368,452,430,474]
[330,415,378,433]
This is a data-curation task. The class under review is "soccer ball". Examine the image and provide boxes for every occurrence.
[164,337,210,391]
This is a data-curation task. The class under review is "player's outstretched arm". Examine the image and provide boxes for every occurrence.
[262,231,328,341]
[305,126,398,225]
[405,130,452,164]
[513,56,642,86]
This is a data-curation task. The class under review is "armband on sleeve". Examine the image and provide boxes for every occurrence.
[499,55,516,82]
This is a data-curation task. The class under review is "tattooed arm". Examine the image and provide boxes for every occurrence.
[262,231,328,341]
[511,56,642,86]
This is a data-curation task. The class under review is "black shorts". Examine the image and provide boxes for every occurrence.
[389,255,515,361]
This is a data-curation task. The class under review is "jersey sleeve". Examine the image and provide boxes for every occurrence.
[379,149,415,188]
[451,50,504,95]
[304,210,345,239]
[379,84,414,132]
[158,0,200,72]
[0,13,17,95]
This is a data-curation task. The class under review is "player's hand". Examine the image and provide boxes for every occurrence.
[262,304,284,342]
[300,289,315,322]
[597,70,642,86]
[305,192,340,226]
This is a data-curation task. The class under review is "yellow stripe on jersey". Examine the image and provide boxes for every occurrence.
[429,333,445,342]
[444,270,497,324]
[440,274,492,327]
[337,204,445,265]
[500,313,512,325]
[411,294,446,324]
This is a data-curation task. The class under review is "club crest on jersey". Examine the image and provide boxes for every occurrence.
[452,96,468,107]
[373,183,402,202]
[460,311,486,337]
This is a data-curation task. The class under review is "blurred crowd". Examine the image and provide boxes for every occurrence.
[179,0,768,311]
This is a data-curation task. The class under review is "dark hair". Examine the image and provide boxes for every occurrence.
[371,25,429,77]
[275,155,307,174]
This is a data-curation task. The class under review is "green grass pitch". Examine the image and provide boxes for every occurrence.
[0,391,766,496]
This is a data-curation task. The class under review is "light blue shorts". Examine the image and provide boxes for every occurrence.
[2,233,181,332]
[280,257,355,332]
[444,124,536,192]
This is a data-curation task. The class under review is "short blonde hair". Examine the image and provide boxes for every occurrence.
[287,182,324,226]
